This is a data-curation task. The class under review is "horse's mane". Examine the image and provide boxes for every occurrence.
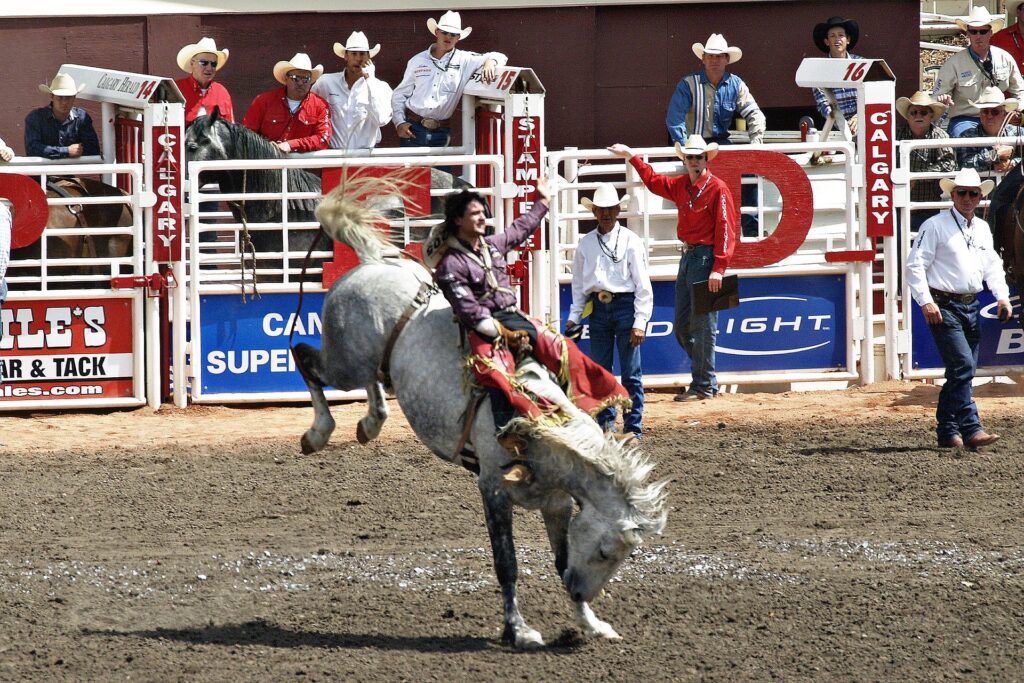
[222,121,322,199]
[509,415,669,535]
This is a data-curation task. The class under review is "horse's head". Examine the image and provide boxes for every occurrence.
[185,106,233,162]
[563,504,646,603]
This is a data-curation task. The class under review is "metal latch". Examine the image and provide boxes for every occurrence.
[111,271,177,297]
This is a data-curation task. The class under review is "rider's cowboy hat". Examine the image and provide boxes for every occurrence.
[692,33,742,64]
[896,91,947,120]
[581,183,630,212]
[939,168,995,198]
[813,16,860,54]
[176,37,230,73]
[955,6,1004,33]
[674,134,719,162]
[428,10,472,40]
[968,86,1019,112]
[334,31,381,59]
[38,73,85,96]
[273,53,324,85]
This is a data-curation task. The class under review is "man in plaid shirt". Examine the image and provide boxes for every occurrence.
[896,91,957,231]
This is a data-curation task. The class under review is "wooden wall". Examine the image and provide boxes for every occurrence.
[0,1,919,154]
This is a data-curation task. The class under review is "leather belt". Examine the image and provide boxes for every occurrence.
[930,288,976,305]
[593,290,634,304]
[680,241,712,253]
[405,108,451,130]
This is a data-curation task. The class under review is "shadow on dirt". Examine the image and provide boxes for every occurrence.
[796,445,936,456]
[84,619,499,653]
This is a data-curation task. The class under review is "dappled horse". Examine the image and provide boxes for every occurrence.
[293,180,668,648]
[10,176,133,286]
[184,108,475,280]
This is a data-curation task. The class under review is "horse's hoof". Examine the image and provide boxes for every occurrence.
[300,433,320,455]
[356,422,370,445]
[502,463,533,485]
[513,628,545,649]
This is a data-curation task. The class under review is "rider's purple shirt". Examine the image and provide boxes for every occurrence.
[436,202,548,328]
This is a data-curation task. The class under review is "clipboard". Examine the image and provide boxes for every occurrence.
[692,275,740,315]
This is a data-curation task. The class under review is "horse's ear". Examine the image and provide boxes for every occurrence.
[210,105,221,123]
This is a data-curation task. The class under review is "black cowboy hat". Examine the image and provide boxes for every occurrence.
[813,16,859,53]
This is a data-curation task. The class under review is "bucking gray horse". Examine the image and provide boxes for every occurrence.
[293,179,668,648]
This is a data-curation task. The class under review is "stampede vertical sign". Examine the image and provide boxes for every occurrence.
[152,125,183,261]
[512,116,542,249]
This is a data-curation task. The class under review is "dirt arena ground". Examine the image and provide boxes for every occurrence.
[2,382,1023,681]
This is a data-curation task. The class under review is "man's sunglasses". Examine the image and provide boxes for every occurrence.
[195,58,218,68]
[968,28,991,35]
[907,107,934,117]
[684,154,706,160]
[955,189,981,198]
[287,74,313,84]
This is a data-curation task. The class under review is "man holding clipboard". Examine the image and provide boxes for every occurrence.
[609,135,739,401]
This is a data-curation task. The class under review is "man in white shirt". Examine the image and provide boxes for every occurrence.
[566,183,653,437]
[391,10,507,148]
[313,32,393,151]
[906,167,1012,449]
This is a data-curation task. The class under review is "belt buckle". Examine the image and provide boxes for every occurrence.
[680,240,690,252]
[421,117,441,130]
[597,291,614,304]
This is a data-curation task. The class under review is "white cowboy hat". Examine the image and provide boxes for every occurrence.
[273,53,324,85]
[955,6,1004,33]
[38,73,85,96]
[939,168,995,198]
[968,86,1019,112]
[176,37,230,73]
[334,31,381,59]
[895,90,948,120]
[692,33,742,64]
[428,10,472,39]
[581,183,630,212]
[674,134,719,162]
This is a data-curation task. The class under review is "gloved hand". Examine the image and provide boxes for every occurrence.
[496,322,532,358]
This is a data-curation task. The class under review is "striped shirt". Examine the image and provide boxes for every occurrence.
[666,69,765,145]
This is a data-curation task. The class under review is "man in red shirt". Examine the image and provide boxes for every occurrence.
[992,1,1024,75]
[174,37,234,126]
[608,135,738,401]
[242,53,332,153]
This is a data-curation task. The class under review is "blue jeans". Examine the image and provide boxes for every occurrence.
[588,293,644,434]
[399,120,451,149]
[927,298,983,443]
[675,245,718,396]
[947,115,980,138]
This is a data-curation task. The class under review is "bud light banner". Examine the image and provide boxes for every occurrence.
[910,288,1023,371]
[559,274,848,375]
[198,293,325,396]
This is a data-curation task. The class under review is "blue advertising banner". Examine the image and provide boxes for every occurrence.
[199,293,325,395]
[910,287,1024,370]
[559,274,848,376]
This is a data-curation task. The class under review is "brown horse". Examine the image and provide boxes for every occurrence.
[10,177,133,285]
[990,185,1024,328]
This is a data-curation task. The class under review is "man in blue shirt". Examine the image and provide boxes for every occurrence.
[666,33,765,146]
[25,73,100,160]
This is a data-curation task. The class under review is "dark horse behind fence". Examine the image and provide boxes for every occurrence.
[987,173,1024,329]
[184,107,475,279]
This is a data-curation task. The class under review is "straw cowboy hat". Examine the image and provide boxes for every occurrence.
[581,183,630,212]
[38,73,85,96]
[176,37,230,72]
[692,33,742,64]
[813,16,860,54]
[955,6,1004,33]
[968,86,1019,112]
[674,134,719,162]
[334,31,381,59]
[273,53,324,85]
[896,90,948,120]
[939,168,995,198]
[428,10,472,39]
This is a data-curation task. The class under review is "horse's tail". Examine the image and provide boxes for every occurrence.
[316,173,421,264]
